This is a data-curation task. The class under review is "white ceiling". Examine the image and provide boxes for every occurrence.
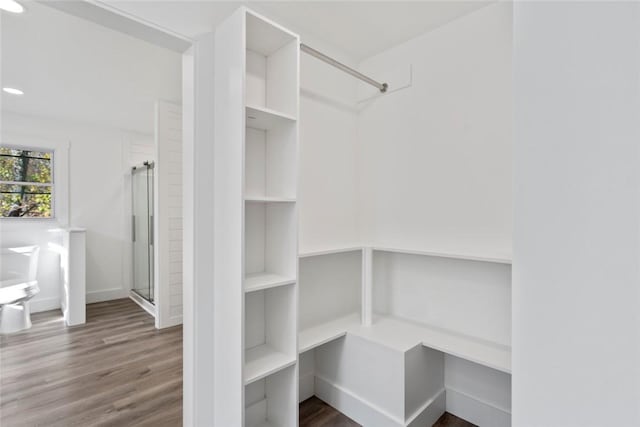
[1,1,491,134]
[1,1,182,134]
[105,1,493,61]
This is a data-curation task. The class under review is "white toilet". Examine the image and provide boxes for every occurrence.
[0,246,40,334]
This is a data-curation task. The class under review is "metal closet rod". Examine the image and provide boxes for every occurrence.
[300,43,388,93]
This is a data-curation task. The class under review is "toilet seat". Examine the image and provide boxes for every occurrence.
[0,281,40,306]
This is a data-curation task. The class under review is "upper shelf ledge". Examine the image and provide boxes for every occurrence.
[298,245,512,264]
[246,105,296,131]
[372,246,512,265]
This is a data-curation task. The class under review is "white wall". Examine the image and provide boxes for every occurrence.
[299,251,362,330]
[357,2,512,259]
[354,5,514,425]
[2,111,154,309]
[513,2,640,426]
[297,40,360,253]
[373,252,511,346]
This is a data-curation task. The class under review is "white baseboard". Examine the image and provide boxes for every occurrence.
[407,389,446,427]
[446,388,511,427]
[299,371,315,402]
[315,374,403,427]
[31,289,129,312]
[30,297,61,313]
[129,292,156,317]
[315,374,444,427]
[86,288,129,304]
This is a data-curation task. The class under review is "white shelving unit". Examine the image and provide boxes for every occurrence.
[214,7,299,427]
[212,8,510,426]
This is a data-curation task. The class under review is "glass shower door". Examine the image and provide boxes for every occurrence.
[132,162,154,303]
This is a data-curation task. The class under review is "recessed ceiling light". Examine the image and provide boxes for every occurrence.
[0,0,24,13]
[3,87,24,96]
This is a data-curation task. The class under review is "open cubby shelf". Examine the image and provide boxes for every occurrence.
[245,344,297,385]
[244,202,296,279]
[299,312,360,353]
[246,105,296,131]
[245,273,296,293]
[244,277,296,408]
[245,12,298,118]
[245,124,296,201]
[245,364,297,427]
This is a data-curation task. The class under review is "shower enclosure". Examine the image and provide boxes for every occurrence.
[131,161,154,304]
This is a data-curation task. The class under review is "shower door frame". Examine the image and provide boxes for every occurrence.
[131,161,155,304]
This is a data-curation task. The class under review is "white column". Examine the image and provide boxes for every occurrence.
[62,228,86,326]
[182,33,216,427]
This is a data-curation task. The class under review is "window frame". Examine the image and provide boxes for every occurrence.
[0,134,69,227]
[0,145,55,219]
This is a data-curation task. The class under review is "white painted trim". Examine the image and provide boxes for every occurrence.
[446,387,511,427]
[315,373,446,427]
[314,374,405,427]
[406,389,446,427]
[30,297,61,313]
[129,291,156,317]
[86,288,129,304]
[43,0,192,52]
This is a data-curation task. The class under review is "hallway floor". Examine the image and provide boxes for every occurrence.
[0,299,473,426]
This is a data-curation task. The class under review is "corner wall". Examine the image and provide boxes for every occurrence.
[353,4,514,424]
[357,2,513,259]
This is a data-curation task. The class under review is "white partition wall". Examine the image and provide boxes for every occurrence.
[513,2,640,425]
[213,8,299,426]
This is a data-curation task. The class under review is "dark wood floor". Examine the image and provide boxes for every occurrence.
[1,299,474,427]
[300,396,475,427]
[432,413,477,427]
[300,396,360,426]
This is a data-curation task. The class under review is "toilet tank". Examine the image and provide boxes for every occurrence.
[0,246,40,287]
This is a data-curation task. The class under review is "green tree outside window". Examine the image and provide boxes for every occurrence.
[0,147,53,218]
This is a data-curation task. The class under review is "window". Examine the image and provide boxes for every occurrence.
[0,146,54,218]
